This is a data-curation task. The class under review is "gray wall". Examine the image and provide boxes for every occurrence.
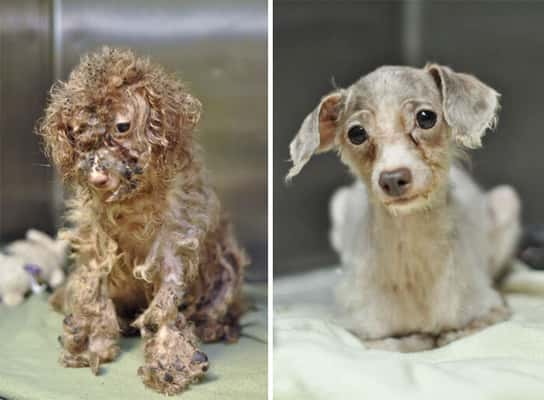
[274,0,544,276]
[0,0,54,240]
[0,0,267,281]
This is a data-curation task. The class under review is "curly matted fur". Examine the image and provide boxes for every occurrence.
[38,47,248,395]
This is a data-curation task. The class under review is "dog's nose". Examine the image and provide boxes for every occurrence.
[89,171,109,187]
[379,168,412,197]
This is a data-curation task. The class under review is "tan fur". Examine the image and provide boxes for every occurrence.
[288,64,521,352]
[39,47,248,394]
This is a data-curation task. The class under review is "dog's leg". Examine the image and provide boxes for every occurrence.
[133,206,237,393]
[133,266,208,394]
[194,302,244,344]
[194,294,245,344]
[135,284,209,394]
[137,314,209,395]
[437,305,511,347]
[194,230,248,344]
[58,266,120,374]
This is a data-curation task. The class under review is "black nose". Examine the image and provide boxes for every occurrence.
[379,168,412,197]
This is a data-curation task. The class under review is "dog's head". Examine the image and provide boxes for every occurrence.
[287,64,499,214]
[39,47,201,203]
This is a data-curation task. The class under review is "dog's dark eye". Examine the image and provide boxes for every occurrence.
[347,125,368,145]
[116,122,130,133]
[416,110,437,129]
[66,125,75,143]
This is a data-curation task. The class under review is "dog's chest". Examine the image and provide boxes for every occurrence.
[98,200,163,315]
[366,212,466,332]
[105,200,162,256]
[107,262,152,318]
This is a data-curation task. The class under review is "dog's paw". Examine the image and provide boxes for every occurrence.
[61,313,89,354]
[138,351,208,395]
[59,313,120,374]
[60,350,91,368]
[194,315,241,343]
[139,323,208,394]
[59,350,104,375]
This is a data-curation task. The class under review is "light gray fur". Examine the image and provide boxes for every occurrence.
[288,64,520,351]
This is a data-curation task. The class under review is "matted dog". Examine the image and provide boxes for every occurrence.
[287,64,520,352]
[39,47,248,394]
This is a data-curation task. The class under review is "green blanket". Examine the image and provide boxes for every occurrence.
[0,285,267,400]
[274,263,544,400]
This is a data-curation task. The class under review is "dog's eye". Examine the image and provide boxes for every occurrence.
[65,125,75,143]
[347,125,368,145]
[416,110,437,129]
[116,122,131,133]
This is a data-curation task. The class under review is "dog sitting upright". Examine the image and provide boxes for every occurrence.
[287,64,521,352]
[39,47,248,394]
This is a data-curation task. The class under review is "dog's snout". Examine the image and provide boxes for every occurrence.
[379,168,412,197]
[89,170,109,187]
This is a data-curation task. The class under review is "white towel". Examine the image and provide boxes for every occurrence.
[274,262,544,400]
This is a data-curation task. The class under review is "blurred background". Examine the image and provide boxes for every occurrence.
[274,0,544,276]
[0,0,267,281]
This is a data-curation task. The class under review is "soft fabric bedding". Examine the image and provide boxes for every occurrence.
[274,262,544,400]
[0,284,267,400]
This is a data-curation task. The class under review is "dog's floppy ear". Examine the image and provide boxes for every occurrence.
[426,63,500,148]
[38,86,77,180]
[287,90,346,180]
[143,84,202,150]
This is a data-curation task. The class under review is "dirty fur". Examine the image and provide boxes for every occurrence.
[287,64,521,352]
[39,47,248,394]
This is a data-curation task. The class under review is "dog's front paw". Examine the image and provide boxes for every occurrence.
[59,312,120,374]
[138,352,208,395]
[61,313,89,354]
[194,314,241,343]
[60,350,103,375]
[139,324,208,394]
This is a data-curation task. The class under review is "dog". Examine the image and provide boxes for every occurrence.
[39,47,248,394]
[287,64,521,352]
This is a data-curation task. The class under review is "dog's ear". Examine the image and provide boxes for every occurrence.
[287,90,347,180]
[143,84,202,151]
[426,63,500,148]
[38,89,77,179]
[39,117,76,179]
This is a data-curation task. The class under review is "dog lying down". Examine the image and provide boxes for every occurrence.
[287,64,521,352]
